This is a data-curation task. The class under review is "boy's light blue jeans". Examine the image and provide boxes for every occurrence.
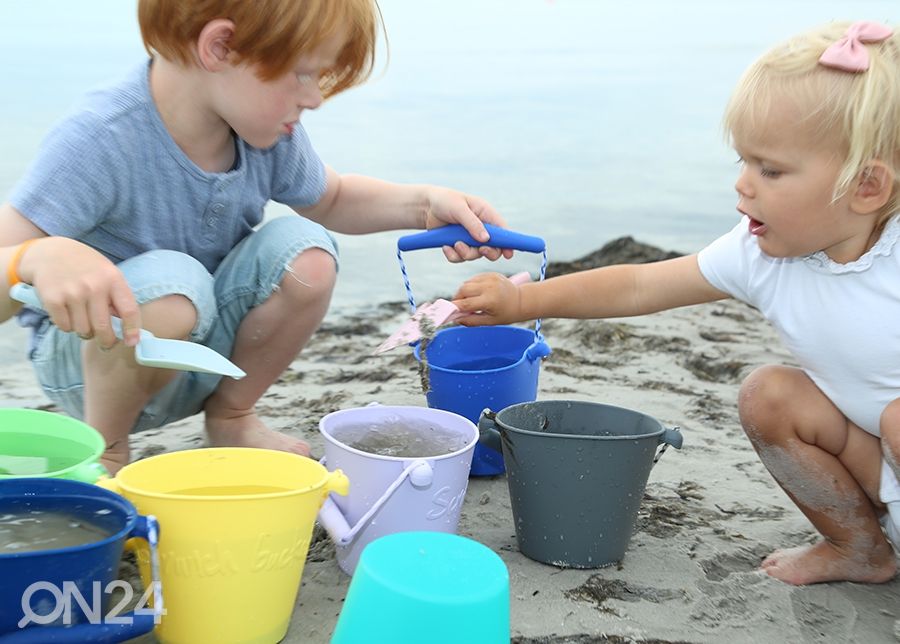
[29,216,338,432]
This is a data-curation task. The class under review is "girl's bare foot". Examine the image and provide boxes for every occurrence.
[205,411,311,457]
[760,540,897,585]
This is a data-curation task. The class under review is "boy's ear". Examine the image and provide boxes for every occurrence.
[196,19,236,71]
[851,160,894,214]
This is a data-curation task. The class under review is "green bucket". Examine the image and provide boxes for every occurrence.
[0,408,109,482]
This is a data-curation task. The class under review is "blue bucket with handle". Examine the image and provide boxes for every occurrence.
[0,478,162,643]
[397,224,552,476]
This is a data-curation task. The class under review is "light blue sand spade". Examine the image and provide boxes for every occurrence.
[10,283,244,379]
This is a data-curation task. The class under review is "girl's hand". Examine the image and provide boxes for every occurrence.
[452,272,524,326]
[17,237,141,349]
[422,188,515,263]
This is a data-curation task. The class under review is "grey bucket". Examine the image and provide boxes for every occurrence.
[479,400,682,568]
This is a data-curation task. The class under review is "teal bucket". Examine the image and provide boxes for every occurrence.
[331,531,509,644]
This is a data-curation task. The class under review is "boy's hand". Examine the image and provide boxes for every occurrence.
[422,188,515,263]
[20,237,141,349]
[452,272,524,326]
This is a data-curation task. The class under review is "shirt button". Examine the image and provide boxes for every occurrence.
[212,203,224,213]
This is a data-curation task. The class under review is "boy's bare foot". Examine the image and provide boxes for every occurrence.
[760,540,897,585]
[205,411,311,457]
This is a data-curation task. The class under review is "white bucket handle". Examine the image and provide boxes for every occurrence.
[317,458,434,547]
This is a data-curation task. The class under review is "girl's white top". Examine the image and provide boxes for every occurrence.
[698,214,900,437]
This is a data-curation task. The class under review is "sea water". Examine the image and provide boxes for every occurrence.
[0,509,111,553]
[0,434,92,476]
[0,454,86,477]
[442,356,518,372]
[170,485,292,496]
[329,419,469,457]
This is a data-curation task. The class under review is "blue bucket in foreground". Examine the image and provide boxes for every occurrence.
[0,478,162,644]
[415,325,551,476]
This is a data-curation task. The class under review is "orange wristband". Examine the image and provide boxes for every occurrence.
[6,239,40,287]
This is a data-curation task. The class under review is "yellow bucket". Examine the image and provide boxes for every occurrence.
[99,447,348,644]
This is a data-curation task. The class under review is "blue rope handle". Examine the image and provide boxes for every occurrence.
[395,224,548,340]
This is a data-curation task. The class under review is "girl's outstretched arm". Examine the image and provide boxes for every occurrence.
[453,254,728,325]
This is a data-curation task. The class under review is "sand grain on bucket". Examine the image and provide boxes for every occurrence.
[416,316,437,394]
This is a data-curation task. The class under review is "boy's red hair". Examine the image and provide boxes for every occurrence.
[138,0,379,97]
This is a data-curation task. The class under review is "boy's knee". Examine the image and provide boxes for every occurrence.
[281,247,337,301]
[121,249,216,339]
[142,293,198,339]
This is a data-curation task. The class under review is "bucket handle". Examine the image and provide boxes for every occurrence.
[525,338,552,363]
[395,223,549,342]
[480,410,683,464]
[653,426,683,465]
[317,458,434,547]
[477,409,503,454]
[0,516,163,644]
[397,224,546,254]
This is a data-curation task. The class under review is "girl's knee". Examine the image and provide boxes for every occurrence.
[881,400,900,468]
[880,399,900,437]
[738,365,799,437]
[739,365,793,411]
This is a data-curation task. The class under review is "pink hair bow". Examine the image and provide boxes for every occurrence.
[818,21,893,72]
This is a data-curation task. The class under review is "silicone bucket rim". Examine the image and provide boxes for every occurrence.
[108,447,335,501]
[413,326,540,375]
[0,478,137,560]
[494,401,666,442]
[0,409,105,479]
[320,405,478,462]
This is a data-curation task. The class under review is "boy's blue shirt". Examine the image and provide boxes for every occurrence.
[9,59,327,275]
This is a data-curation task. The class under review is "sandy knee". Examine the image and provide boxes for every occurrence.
[880,400,900,468]
[738,365,797,438]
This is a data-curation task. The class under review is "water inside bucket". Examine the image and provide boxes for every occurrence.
[329,418,470,457]
[170,485,293,496]
[0,433,93,475]
[0,509,111,553]
[440,356,518,371]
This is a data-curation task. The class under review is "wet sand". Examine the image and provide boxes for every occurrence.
[2,238,898,643]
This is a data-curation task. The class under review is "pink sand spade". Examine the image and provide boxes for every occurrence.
[374,271,532,355]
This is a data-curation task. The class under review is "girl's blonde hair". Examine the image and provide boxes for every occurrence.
[138,0,381,98]
[724,21,900,220]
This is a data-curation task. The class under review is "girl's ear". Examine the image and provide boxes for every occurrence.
[851,160,893,214]
[196,19,236,72]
